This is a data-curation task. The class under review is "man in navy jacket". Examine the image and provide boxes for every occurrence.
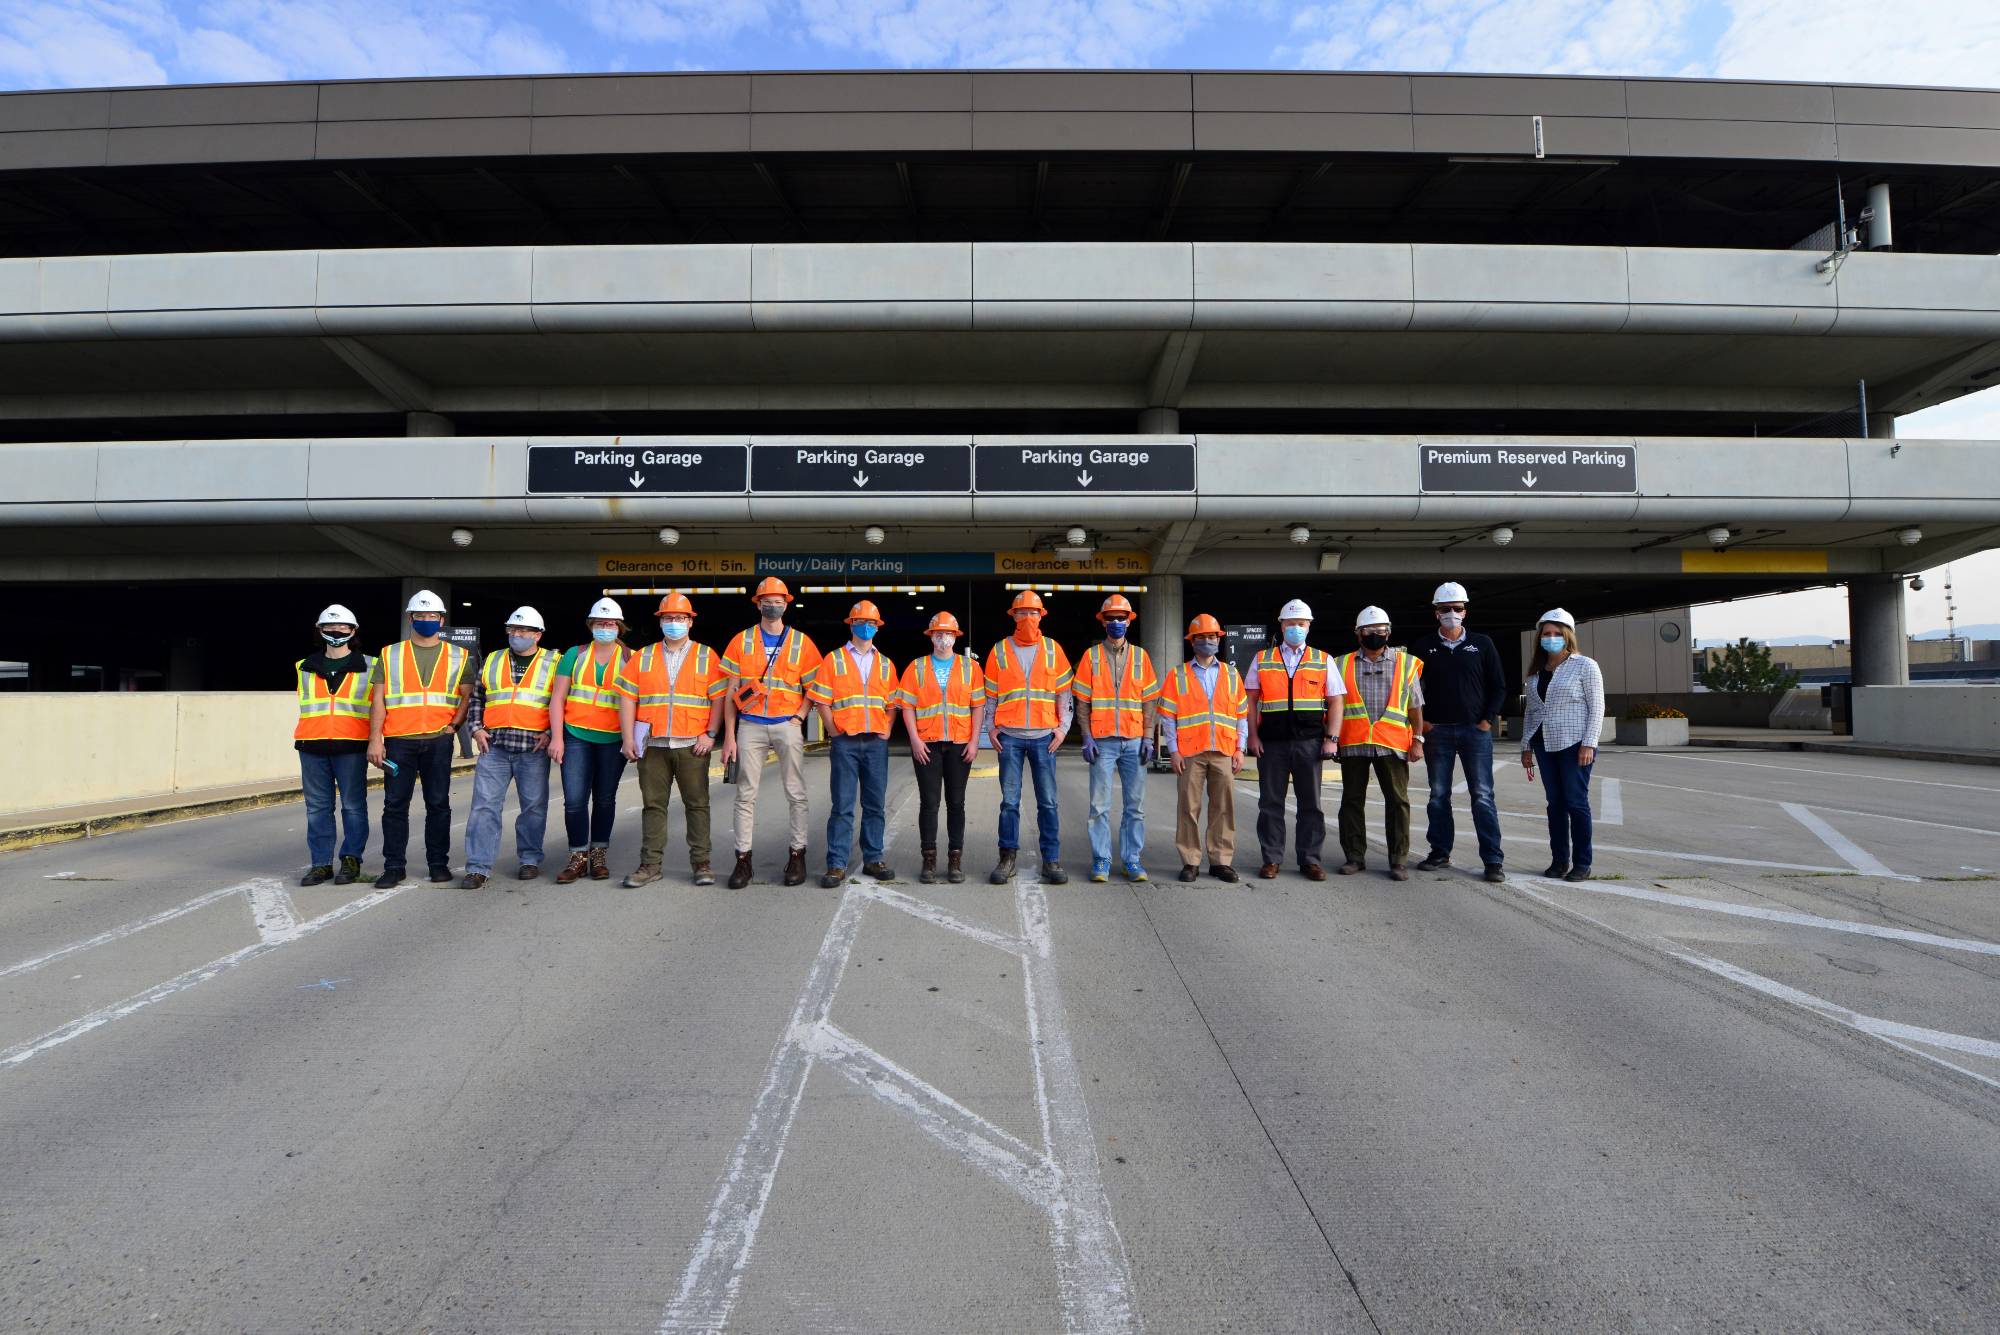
[1408,581,1507,882]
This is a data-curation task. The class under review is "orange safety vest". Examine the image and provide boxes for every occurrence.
[983,637,1073,732]
[895,653,986,744]
[809,645,900,735]
[479,648,557,733]
[630,641,725,738]
[1072,642,1159,739]
[293,655,375,742]
[722,626,821,720]
[1159,659,1247,757]
[1336,650,1422,752]
[1253,645,1331,737]
[561,643,633,734]
[377,639,468,738]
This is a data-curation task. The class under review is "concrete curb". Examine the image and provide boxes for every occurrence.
[1688,737,2000,768]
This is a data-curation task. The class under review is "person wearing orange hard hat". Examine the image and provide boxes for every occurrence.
[1156,613,1248,883]
[808,599,901,888]
[617,592,727,889]
[895,609,987,883]
[1073,593,1161,883]
[718,576,822,889]
[982,588,1074,884]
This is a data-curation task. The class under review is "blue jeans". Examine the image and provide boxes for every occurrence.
[381,733,455,873]
[1087,735,1145,871]
[464,746,551,874]
[300,750,368,866]
[561,736,628,851]
[1423,723,1504,867]
[825,733,889,869]
[1532,737,1594,869]
[997,733,1061,862]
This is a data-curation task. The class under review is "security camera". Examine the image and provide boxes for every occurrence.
[1066,527,1089,547]
[1288,525,1312,545]
[1908,575,1925,592]
[450,528,474,548]
[1706,526,1732,548]
[1490,526,1514,547]
[863,526,886,546]
[657,526,680,547]
[1897,526,1923,546]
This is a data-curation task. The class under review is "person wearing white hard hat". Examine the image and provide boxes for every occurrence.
[1412,581,1508,883]
[294,603,374,887]
[367,589,476,888]
[459,606,557,888]
[547,597,637,884]
[1520,608,1604,882]
[1246,597,1346,880]
[1332,606,1426,881]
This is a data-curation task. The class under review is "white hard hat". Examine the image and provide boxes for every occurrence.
[1279,598,1314,622]
[1431,582,1469,605]
[405,589,446,615]
[504,605,545,631]
[1355,605,1390,629]
[1538,607,1577,630]
[588,596,625,622]
[316,603,358,627]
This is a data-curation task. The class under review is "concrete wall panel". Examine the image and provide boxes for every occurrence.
[315,116,531,159]
[754,72,970,112]
[750,111,971,153]
[1629,118,1836,160]
[752,242,971,330]
[1833,85,2000,131]
[1853,685,2000,750]
[1625,80,1833,123]
[108,83,319,127]
[108,249,320,312]
[529,113,749,155]
[1192,73,1410,114]
[307,436,529,506]
[1835,123,2000,167]
[1845,438,2000,522]
[971,111,1192,152]
[1193,242,1413,330]
[0,90,110,132]
[1624,247,1835,333]
[1193,112,1413,153]
[317,78,531,120]
[1411,244,1628,331]
[1412,76,1626,117]
[531,74,749,116]
[972,71,1189,112]
[107,120,319,165]
[530,244,752,332]
[973,242,1191,329]
[316,246,535,334]
[0,442,98,505]
[1833,253,2000,335]
[0,128,108,169]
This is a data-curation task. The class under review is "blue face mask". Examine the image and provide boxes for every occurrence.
[1541,636,1569,654]
[852,623,878,641]
[508,633,538,654]
[591,625,618,644]
[1104,619,1129,638]
[660,620,689,640]
[1283,625,1308,647]
[411,618,442,638]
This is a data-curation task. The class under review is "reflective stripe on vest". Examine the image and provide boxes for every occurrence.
[987,637,1072,731]
[1253,646,1329,714]
[293,655,375,741]
[813,646,899,735]
[1075,643,1156,739]
[730,627,812,717]
[633,642,723,737]
[1161,661,1246,756]
[379,640,467,737]
[1337,650,1418,752]
[563,644,630,732]
[896,654,985,743]
[480,648,557,733]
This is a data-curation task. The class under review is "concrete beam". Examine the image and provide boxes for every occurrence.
[321,524,430,576]
[1149,521,1205,574]
[1874,339,2000,415]
[1145,331,1203,408]
[321,336,435,412]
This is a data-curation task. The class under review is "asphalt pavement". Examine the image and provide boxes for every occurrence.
[4,744,1998,1333]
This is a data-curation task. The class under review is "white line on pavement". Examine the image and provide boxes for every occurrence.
[1615,775,2000,839]
[245,880,304,942]
[1625,751,2000,794]
[1600,777,1624,826]
[1781,803,1913,881]
[857,882,1029,955]
[0,883,247,980]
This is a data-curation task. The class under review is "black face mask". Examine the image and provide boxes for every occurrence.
[320,631,353,647]
[1358,632,1389,651]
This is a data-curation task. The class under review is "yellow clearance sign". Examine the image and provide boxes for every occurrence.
[993,550,1152,576]
[598,551,754,578]
[1680,550,1828,574]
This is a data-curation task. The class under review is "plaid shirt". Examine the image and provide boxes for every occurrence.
[466,656,552,754]
[1342,649,1424,758]
[1522,653,1605,753]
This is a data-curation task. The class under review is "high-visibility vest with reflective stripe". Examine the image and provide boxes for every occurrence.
[1072,643,1159,739]
[1253,645,1330,737]
[561,644,633,733]
[1158,660,1247,757]
[479,648,557,733]
[1336,650,1421,752]
[808,645,900,735]
[895,654,986,744]
[378,639,468,738]
[983,637,1073,732]
[630,641,725,738]
[293,655,375,742]
[721,626,820,719]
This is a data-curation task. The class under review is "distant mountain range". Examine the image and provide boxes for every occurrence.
[1694,623,2000,649]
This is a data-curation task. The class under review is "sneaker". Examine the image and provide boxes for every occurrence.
[692,863,715,886]
[623,864,662,888]
[1417,851,1451,871]
[300,865,333,887]
[374,868,404,889]
[1123,864,1148,883]
[1089,864,1111,884]
[1483,865,1506,884]
[334,855,362,885]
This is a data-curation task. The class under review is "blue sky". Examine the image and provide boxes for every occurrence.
[2,0,1997,638]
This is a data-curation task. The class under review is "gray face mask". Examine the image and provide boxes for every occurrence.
[508,633,538,653]
[1193,638,1220,656]
[758,601,786,619]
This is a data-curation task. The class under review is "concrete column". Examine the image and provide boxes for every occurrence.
[167,638,204,690]
[1144,574,1183,673]
[1848,575,1909,687]
[1136,407,1179,434]
[406,411,455,437]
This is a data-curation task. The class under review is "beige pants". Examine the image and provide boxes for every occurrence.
[734,718,809,854]
[1175,750,1237,867]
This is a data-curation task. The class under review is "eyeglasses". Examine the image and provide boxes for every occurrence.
[1436,604,1467,613]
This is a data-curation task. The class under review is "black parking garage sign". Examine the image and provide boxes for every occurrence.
[1419,443,1636,494]
[976,443,1196,492]
[527,443,747,494]
[752,443,971,493]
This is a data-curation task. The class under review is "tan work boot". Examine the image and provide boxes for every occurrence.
[554,851,591,884]
[623,863,661,888]
[588,847,610,880]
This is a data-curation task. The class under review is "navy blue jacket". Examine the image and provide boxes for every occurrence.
[1409,629,1508,726]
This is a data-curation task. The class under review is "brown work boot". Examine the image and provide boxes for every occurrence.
[692,863,715,886]
[554,851,590,884]
[989,849,1017,884]
[517,864,540,881]
[588,848,610,880]
[623,863,661,888]
[1388,865,1410,882]
[727,852,755,889]
[1338,860,1365,876]
[1259,862,1280,879]
[947,850,965,883]
[1303,863,1328,882]
[458,872,488,889]
[919,849,938,884]
[783,847,808,886]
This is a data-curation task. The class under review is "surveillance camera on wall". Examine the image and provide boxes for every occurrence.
[1490,526,1514,547]
[1706,526,1732,548]
[450,527,474,548]
[658,526,680,546]
[863,525,886,546]
[1288,525,1311,545]
[1908,575,1925,592]
[1066,527,1089,547]
[1897,526,1923,546]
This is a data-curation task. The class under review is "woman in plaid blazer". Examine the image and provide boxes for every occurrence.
[1520,608,1604,882]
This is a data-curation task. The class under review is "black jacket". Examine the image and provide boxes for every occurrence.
[1409,629,1507,726]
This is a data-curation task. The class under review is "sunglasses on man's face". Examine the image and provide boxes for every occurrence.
[1436,604,1467,614]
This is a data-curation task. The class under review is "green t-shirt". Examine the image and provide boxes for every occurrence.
[557,644,623,744]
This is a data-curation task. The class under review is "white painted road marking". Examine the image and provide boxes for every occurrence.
[1599,777,1623,826]
[245,879,304,942]
[0,882,247,980]
[1627,751,2000,794]
[1781,803,1913,880]
[1617,775,2000,840]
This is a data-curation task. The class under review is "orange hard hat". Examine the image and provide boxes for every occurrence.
[1185,613,1224,640]
[845,599,884,625]
[1009,590,1046,614]
[655,592,695,617]
[753,577,792,603]
[925,611,962,636]
[1096,594,1135,623]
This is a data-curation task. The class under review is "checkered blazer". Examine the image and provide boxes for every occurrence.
[1522,653,1605,753]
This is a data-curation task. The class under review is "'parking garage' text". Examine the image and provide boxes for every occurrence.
[1017,449,1152,466]
[570,449,707,467]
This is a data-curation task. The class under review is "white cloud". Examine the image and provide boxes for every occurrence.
[1285,0,1696,76]
[571,0,771,45]
[794,0,1225,66]
[0,1,171,88]
[1714,0,2000,89]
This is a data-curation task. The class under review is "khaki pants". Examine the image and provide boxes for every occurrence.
[1175,751,1237,867]
[733,718,809,854]
[638,744,711,867]
[1338,754,1410,866]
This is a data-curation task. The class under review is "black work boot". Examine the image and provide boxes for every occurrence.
[300,865,333,887]
[783,847,808,886]
[334,855,362,885]
[947,850,965,883]
[727,852,755,889]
